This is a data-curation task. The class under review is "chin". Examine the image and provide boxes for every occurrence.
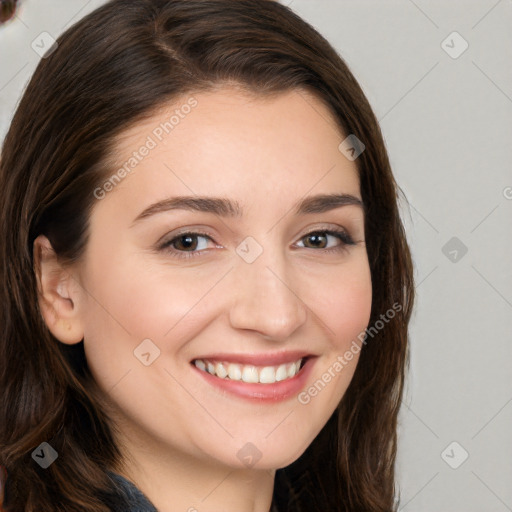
[218,434,315,472]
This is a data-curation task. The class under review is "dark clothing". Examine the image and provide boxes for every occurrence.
[104,472,158,512]
[105,471,280,512]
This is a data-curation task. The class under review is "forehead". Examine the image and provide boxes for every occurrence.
[100,87,361,215]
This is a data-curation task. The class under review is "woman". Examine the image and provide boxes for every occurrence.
[0,0,414,511]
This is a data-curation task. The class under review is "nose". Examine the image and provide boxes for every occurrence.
[228,243,308,342]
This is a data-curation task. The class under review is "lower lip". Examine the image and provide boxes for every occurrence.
[191,357,316,402]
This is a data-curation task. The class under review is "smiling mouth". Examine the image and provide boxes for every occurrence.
[192,357,307,384]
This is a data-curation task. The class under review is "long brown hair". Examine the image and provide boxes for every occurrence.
[0,0,414,510]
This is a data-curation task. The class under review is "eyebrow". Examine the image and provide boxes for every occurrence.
[131,193,364,226]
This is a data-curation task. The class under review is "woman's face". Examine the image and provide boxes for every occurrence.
[67,87,372,470]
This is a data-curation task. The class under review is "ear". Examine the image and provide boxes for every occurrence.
[33,235,85,344]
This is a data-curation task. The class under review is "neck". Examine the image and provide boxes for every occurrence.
[113,426,275,512]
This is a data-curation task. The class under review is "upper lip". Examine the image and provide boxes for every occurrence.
[191,350,313,366]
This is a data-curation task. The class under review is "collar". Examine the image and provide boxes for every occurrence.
[105,471,159,512]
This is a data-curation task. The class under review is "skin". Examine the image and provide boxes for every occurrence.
[34,86,372,512]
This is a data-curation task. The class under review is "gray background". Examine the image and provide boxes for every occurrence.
[1,1,511,510]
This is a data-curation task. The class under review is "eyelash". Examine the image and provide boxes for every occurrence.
[159,227,357,260]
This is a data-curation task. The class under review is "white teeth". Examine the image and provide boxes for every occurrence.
[259,366,275,384]
[193,358,304,384]
[242,365,259,383]
[227,363,242,380]
[275,364,288,381]
[215,362,228,379]
[287,362,297,378]
[194,359,206,371]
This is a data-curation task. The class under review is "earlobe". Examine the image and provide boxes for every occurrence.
[33,235,85,345]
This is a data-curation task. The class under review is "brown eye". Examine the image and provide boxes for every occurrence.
[172,234,200,252]
[159,231,216,260]
[298,228,355,251]
[303,232,329,249]
[0,0,19,24]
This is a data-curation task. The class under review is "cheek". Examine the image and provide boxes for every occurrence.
[79,251,230,393]
[82,254,201,341]
[299,258,372,412]
[78,252,173,389]
[313,257,373,349]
